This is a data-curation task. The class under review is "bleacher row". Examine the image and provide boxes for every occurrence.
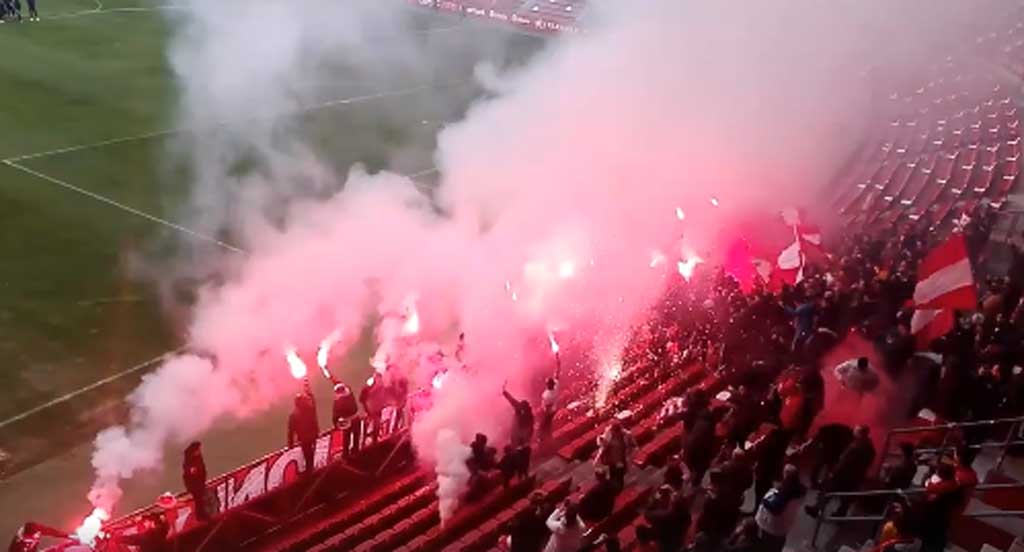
[835,7,1024,231]
[261,348,734,552]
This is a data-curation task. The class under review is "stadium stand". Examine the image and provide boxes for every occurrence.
[84,3,1024,552]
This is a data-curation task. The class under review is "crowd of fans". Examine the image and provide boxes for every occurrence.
[485,218,1024,552]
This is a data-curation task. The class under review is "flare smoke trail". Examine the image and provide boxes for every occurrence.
[434,429,472,525]
[89,0,1012,511]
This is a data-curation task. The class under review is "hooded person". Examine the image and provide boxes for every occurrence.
[502,386,536,447]
[288,392,320,474]
[182,441,211,522]
[331,381,361,455]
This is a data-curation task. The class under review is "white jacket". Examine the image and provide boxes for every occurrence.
[543,508,584,552]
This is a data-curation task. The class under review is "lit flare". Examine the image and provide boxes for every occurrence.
[285,348,308,380]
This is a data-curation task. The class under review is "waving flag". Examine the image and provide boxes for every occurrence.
[910,234,977,347]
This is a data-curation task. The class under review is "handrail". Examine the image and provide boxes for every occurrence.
[821,510,1024,524]
[886,416,1024,434]
[811,480,1024,548]
[878,416,1022,478]
[812,414,1024,550]
[821,481,1024,499]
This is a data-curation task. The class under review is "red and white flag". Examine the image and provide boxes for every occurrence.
[910,234,977,347]
[774,218,823,286]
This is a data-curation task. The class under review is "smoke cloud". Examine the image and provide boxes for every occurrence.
[433,429,471,525]
[90,0,1013,513]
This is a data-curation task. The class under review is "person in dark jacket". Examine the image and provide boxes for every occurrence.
[754,426,791,512]
[503,384,536,480]
[682,412,716,487]
[681,389,710,432]
[331,382,360,455]
[182,441,210,521]
[502,386,535,447]
[288,393,320,474]
[804,423,855,487]
[662,454,685,492]
[579,467,618,523]
[695,471,742,545]
[117,513,169,552]
[507,491,552,552]
[919,462,964,552]
[807,425,876,517]
[640,485,690,552]
[881,443,917,491]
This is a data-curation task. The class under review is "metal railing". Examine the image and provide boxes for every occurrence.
[877,416,1024,475]
[810,482,1024,548]
[810,415,1024,549]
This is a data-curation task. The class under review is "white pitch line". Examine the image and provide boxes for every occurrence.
[0,346,186,430]
[2,159,247,253]
[2,84,440,163]
[0,164,441,428]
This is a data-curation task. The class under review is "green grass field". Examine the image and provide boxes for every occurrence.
[0,0,545,477]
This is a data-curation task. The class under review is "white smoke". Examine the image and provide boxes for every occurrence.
[89,0,1015,512]
[433,428,471,525]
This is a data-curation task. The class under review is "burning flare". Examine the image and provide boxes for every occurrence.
[403,297,420,335]
[284,347,308,380]
[431,369,448,390]
[74,508,109,547]
[677,253,704,282]
[547,330,560,355]
[317,329,342,379]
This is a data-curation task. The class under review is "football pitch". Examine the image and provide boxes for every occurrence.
[0,0,544,530]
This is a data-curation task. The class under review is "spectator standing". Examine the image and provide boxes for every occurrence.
[288,393,320,474]
[662,454,685,493]
[503,386,536,447]
[803,422,854,488]
[753,426,790,511]
[755,465,807,552]
[881,443,918,491]
[579,466,618,523]
[182,441,211,522]
[807,425,876,518]
[595,421,636,489]
[507,491,551,552]
[638,485,690,552]
[682,412,716,487]
[919,462,963,552]
[331,382,360,455]
[543,501,584,552]
[695,470,743,545]
[538,376,560,442]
